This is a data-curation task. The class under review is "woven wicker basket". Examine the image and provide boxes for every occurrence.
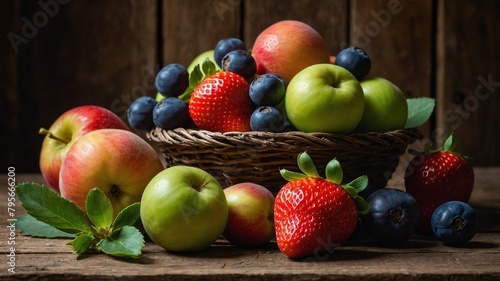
[147,127,423,194]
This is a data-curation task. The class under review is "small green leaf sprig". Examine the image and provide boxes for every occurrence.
[16,183,144,259]
[280,151,371,215]
[177,58,219,102]
[405,97,435,129]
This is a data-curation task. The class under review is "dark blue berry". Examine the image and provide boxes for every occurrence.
[335,47,371,81]
[431,201,477,245]
[214,38,246,68]
[155,64,189,97]
[361,188,420,245]
[250,106,285,132]
[152,97,190,130]
[127,96,157,130]
[249,74,286,106]
[222,50,256,80]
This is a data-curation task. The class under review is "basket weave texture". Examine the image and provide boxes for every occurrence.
[147,127,423,194]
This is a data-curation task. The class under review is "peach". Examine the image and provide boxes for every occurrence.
[251,20,330,83]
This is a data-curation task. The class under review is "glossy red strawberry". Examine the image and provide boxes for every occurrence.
[188,71,254,132]
[274,152,370,259]
[404,133,474,233]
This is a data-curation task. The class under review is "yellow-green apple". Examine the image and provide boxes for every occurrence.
[354,77,408,133]
[39,105,129,192]
[285,64,365,133]
[140,166,228,252]
[59,129,164,217]
[222,182,275,247]
[251,20,330,83]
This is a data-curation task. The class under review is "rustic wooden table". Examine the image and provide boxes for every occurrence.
[1,169,499,281]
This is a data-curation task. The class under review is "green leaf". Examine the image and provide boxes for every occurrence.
[345,175,368,193]
[325,158,343,184]
[280,169,307,182]
[86,188,114,229]
[405,97,435,129]
[17,214,75,238]
[297,152,320,178]
[178,58,219,103]
[98,226,145,258]
[16,183,91,234]
[112,202,141,230]
[189,64,203,88]
[201,57,217,76]
[443,132,456,152]
[69,233,95,255]
[343,185,358,198]
[355,197,372,216]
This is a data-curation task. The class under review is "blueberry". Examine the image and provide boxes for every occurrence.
[155,64,189,97]
[249,74,286,106]
[214,38,246,68]
[221,50,256,80]
[335,47,371,81]
[431,201,477,245]
[127,96,157,130]
[250,106,285,132]
[361,188,420,245]
[152,97,190,130]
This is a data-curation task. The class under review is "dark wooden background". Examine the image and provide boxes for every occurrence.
[1,0,499,173]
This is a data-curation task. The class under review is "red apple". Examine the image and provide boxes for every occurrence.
[222,182,275,247]
[59,129,164,217]
[39,105,129,192]
[251,20,330,83]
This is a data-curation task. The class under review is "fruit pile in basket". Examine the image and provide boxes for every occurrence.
[19,20,476,261]
[127,20,413,135]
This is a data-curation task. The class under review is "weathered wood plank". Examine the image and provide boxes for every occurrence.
[1,1,158,173]
[244,0,348,56]
[435,0,500,165]
[349,0,434,108]
[2,169,499,280]
[161,0,242,67]
[3,235,499,280]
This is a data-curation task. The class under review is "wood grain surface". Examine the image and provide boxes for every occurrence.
[1,169,499,280]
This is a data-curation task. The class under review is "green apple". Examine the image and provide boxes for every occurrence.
[187,49,220,73]
[354,77,408,133]
[140,166,228,252]
[285,63,365,133]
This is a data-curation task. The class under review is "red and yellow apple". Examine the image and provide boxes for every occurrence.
[251,20,330,83]
[222,182,275,247]
[39,105,129,192]
[59,128,164,217]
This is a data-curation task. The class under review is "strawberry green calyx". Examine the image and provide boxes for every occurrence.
[442,132,456,152]
[409,132,470,161]
[279,151,371,215]
[178,58,219,103]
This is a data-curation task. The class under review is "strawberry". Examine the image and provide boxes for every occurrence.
[188,70,254,132]
[274,152,370,259]
[404,133,474,233]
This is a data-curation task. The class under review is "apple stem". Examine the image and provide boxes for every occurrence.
[39,127,71,144]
